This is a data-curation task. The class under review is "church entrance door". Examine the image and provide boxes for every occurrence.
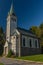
[5,47,8,55]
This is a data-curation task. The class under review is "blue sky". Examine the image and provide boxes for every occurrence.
[0,0,43,31]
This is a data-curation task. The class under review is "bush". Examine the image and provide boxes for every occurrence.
[0,44,4,56]
[7,50,13,57]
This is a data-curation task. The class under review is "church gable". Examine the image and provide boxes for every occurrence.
[11,29,20,36]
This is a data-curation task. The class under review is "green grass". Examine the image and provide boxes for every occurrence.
[17,54,43,62]
[0,63,4,65]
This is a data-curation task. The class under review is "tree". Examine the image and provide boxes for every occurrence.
[29,26,38,34]
[39,23,43,30]
[29,24,43,47]
[0,27,5,56]
[35,28,41,38]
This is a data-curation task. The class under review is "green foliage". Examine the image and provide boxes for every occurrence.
[39,23,43,29]
[7,50,13,57]
[29,26,37,34]
[0,44,3,56]
[29,23,43,47]
[0,27,5,56]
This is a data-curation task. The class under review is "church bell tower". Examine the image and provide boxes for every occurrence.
[6,2,17,42]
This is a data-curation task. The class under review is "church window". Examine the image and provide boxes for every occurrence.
[29,39,32,48]
[23,38,25,47]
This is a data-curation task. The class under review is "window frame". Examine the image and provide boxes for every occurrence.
[22,37,25,47]
[29,39,32,48]
[35,40,37,48]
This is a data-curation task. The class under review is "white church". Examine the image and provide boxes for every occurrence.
[4,3,41,57]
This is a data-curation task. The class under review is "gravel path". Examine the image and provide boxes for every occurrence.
[0,57,43,65]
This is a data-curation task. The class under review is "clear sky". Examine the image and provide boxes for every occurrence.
[0,0,43,31]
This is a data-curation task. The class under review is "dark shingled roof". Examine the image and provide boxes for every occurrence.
[17,27,35,34]
[17,27,38,39]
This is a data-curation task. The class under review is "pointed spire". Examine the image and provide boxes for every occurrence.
[10,1,14,14]
[8,0,16,16]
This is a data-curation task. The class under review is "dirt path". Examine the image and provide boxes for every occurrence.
[0,57,43,65]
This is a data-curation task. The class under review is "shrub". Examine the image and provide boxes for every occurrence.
[0,44,4,56]
[7,50,13,57]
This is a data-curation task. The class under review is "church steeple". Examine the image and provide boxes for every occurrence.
[6,0,17,42]
[8,1,16,16]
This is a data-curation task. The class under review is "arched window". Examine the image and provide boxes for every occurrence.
[23,38,25,47]
[29,39,32,48]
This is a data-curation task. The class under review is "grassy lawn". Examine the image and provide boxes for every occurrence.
[0,63,4,65]
[17,54,43,62]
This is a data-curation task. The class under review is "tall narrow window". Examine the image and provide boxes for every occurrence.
[23,38,25,47]
[29,39,32,48]
[35,40,37,48]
